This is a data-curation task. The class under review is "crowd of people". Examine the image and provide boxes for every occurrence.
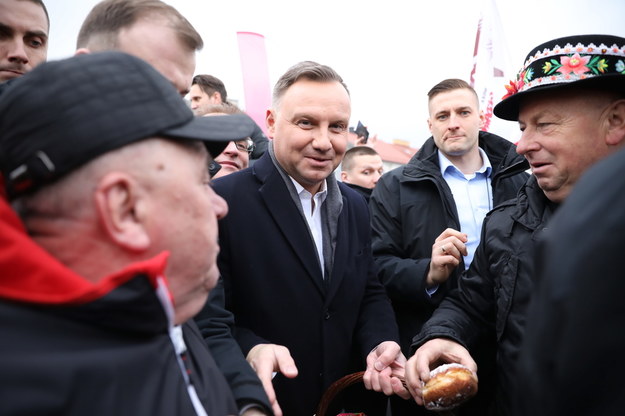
[1,1,625,415]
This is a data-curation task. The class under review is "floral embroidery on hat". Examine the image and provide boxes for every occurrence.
[557,53,590,75]
[500,40,625,100]
[542,54,608,77]
[502,68,534,100]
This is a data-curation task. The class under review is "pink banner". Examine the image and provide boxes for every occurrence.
[237,32,272,135]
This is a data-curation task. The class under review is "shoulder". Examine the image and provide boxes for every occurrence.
[339,181,367,206]
[485,196,519,224]
[376,164,406,189]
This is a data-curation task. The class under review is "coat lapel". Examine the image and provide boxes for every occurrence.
[254,156,325,295]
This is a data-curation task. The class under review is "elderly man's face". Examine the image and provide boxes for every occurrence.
[516,88,617,203]
[139,139,227,324]
[0,0,49,81]
[267,79,351,194]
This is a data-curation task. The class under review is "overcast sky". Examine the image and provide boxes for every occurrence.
[45,0,625,148]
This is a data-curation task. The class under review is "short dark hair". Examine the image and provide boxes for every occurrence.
[76,0,203,52]
[272,61,349,107]
[341,146,380,172]
[427,78,478,102]
[192,74,228,103]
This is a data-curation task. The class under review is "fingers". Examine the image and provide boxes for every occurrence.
[246,344,298,416]
[364,342,407,396]
[435,228,469,256]
[405,338,477,406]
[428,230,468,287]
[390,376,412,400]
[436,228,469,243]
[404,354,425,405]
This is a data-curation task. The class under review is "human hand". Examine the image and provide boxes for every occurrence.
[362,341,411,399]
[404,338,476,406]
[246,343,298,416]
[426,228,468,287]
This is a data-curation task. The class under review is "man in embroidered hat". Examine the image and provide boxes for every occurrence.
[402,34,625,415]
[0,51,257,415]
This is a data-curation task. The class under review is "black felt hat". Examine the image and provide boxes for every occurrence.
[494,34,625,121]
[0,51,256,199]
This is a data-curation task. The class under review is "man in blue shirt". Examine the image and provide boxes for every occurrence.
[369,78,529,414]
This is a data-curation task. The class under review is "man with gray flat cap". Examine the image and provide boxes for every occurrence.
[403,34,625,415]
[0,51,256,415]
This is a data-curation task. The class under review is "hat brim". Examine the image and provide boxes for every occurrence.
[162,113,258,157]
[494,74,625,121]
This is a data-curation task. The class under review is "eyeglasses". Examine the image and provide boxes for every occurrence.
[234,139,255,154]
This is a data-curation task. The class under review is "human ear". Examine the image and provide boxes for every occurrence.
[74,48,90,56]
[340,171,348,182]
[266,109,276,138]
[94,172,150,252]
[605,99,625,146]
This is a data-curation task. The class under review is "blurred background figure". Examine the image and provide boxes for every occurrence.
[204,103,255,179]
[340,146,383,202]
[190,74,228,115]
[191,73,267,161]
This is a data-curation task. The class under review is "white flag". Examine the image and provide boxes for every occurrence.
[470,0,519,142]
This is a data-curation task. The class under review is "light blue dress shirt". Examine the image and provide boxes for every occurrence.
[438,147,493,269]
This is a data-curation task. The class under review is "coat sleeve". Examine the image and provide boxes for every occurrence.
[411,211,498,353]
[369,172,442,306]
[194,278,273,415]
[354,229,401,358]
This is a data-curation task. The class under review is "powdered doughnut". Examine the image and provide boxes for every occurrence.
[422,363,478,411]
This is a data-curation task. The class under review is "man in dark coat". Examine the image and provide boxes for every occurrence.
[0,52,257,415]
[370,79,528,414]
[404,34,625,415]
[202,61,407,416]
[76,2,273,413]
[515,146,625,415]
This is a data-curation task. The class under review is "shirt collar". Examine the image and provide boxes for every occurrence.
[438,146,492,177]
[291,177,328,202]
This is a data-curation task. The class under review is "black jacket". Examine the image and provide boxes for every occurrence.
[343,182,373,203]
[195,277,273,414]
[370,131,529,355]
[413,176,558,415]
[0,202,237,416]
[515,147,625,416]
